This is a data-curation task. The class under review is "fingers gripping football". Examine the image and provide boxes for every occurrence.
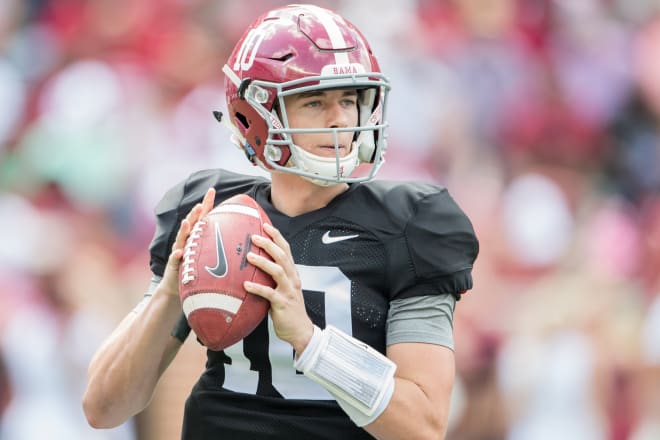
[161,188,216,298]
[244,223,314,353]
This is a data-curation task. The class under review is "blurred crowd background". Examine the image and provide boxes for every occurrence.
[1,0,659,439]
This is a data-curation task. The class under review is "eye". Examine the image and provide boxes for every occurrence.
[303,100,321,108]
[341,97,358,107]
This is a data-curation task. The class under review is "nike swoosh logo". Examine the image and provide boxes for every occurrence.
[321,231,359,244]
[206,222,228,278]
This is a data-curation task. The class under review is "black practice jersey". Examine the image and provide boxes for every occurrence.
[149,168,479,440]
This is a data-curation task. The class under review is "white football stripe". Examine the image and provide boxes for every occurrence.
[303,5,349,65]
[182,292,243,317]
[212,204,260,218]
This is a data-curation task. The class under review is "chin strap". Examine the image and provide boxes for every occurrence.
[289,141,360,186]
[293,325,396,426]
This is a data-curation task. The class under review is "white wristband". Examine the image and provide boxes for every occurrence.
[294,325,396,426]
[294,325,324,371]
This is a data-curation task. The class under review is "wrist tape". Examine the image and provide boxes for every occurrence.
[293,325,396,426]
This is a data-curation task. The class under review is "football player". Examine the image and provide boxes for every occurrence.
[83,4,479,440]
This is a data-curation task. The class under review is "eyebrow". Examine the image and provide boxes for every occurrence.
[294,89,359,99]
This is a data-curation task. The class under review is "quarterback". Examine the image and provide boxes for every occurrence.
[83,4,479,440]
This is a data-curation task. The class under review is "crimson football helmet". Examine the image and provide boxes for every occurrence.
[221,4,390,185]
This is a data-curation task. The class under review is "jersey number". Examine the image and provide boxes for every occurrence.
[222,265,351,399]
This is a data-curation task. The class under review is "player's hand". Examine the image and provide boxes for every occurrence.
[244,223,314,353]
[160,187,216,299]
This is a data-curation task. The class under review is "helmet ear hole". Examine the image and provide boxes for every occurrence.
[235,112,250,129]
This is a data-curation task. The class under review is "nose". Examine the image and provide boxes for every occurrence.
[327,100,350,128]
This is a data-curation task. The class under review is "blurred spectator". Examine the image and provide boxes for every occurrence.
[0,192,138,439]
[0,59,25,154]
[495,268,644,440]
[605,15,660,205]
[1,1,659,439]
[630,292,660,440]
[0,352,10,432]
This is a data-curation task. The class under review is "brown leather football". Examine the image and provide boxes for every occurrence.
[179,194,273,351]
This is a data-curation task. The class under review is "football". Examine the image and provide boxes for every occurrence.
[178,194,274,351]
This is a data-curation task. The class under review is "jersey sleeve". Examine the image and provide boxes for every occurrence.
[388,188,479,301]
[149,178,187,278]
[148,169,269,277]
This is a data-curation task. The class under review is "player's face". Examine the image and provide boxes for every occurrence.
[283,88,358,158]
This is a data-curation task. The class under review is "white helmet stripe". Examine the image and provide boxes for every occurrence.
[302,5,350,65]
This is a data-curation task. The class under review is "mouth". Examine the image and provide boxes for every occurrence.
[315,144,347,157]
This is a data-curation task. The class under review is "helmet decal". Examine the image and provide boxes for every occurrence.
[232,28,266,72]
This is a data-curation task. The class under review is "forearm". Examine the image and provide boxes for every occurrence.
[364,376,450,440]
[364,344,455,440]
[293,326,454,440]
[83,288,183,428]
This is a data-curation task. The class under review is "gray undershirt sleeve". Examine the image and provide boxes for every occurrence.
[386,294,456,350]
[130,275,161,314]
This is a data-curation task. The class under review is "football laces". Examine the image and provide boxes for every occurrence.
[181,220,206,285]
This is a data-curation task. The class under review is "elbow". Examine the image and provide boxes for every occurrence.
[407,410,447,440]
[368,410,448,440]
[82,388,123,429]
[82,391,108,429]
[426,412,449,440]
[84,412,108,430]
[82,399,101,428]
[414,424,447,440]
